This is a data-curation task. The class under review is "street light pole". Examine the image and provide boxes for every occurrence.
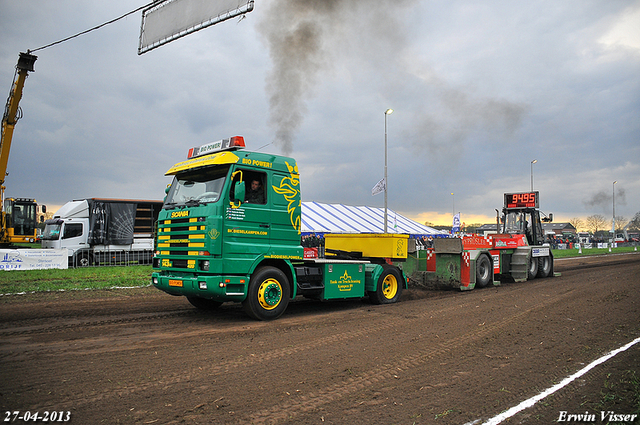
[530,159,537,191]
[384,108,393,233]
[451,193,454,217]
[613,180,617,236]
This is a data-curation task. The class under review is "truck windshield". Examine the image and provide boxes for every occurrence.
[164,166,230,207]
[42,223,61,240]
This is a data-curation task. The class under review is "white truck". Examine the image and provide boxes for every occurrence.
[41,198,162,267]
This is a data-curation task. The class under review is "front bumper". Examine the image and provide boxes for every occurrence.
[152,272,249,302]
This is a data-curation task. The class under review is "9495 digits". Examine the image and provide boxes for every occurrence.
[4,411,71,422]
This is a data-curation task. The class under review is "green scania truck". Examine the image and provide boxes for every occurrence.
[151,136,408,320]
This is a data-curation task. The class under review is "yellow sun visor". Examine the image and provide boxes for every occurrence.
[165,151,240,176]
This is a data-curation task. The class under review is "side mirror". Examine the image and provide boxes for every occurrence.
[231,181,246,208]
[41,205,47,214]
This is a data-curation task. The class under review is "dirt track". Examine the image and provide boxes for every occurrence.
[1,253,639,424]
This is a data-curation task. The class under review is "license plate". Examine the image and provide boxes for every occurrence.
[168,279,183,287]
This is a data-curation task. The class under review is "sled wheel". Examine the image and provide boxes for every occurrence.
[536,256,552,278]
[528,255,539,280]
[370,266,403,304]
[243,267,290,321]
[475,254,492,288]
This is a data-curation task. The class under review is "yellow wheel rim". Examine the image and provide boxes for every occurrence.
[258,278,282,310]
[382,273,398,299]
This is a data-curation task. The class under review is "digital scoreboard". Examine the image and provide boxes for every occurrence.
[504,191,539,209]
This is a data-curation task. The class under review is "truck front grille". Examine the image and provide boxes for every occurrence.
[155,215,207,270]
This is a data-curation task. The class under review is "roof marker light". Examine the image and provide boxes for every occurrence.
[187,136,246,159]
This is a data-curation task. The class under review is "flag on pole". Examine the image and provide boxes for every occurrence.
[452,213,461,234]
[372,178,386,196]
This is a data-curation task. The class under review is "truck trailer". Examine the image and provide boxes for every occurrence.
[151,136,408,320]
[42,198,162,267]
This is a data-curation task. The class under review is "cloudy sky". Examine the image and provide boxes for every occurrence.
[1,0,639,227]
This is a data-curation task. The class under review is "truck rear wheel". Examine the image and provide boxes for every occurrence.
[187,296,222,310]
[369,266,403,305]
[537,256,552,278]
[475,255,492,288]
[243,266,290,321]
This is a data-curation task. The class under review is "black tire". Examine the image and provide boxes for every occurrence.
[75,252,92,267]
[187,296,222,310]
[475,255,492,288]
[243,266,290,321]
[528,255,538,280]
[369,266,403,305]
[537,256,552,278]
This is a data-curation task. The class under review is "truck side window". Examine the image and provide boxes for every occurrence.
[233,170,266,205]
[63,223,83,239]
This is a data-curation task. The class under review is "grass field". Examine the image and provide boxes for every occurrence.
[0,247,637,295]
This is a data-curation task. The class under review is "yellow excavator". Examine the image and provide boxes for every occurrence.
[0,52,43,244]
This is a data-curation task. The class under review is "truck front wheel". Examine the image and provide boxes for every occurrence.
[243,266,290,321]
[369,266,403,305]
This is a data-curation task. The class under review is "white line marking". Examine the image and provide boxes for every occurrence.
[480,336,640,425]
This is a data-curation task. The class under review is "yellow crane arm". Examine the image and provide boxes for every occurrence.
[0,52,37,188]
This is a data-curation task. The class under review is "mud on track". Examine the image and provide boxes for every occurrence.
[0,253,639,424]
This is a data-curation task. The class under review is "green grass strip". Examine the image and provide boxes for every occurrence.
[552,246,638,258]
[0,266,152,295]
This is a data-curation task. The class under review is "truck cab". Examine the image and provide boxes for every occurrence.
[41,200,91,264]
[577,232,591,244]
[152,137,303,316]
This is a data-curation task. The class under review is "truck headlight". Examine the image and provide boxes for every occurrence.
[200,260,210,271]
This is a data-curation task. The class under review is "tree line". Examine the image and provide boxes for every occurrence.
[569,211,640,235]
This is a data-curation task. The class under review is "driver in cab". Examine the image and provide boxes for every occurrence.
[245,179,265,204]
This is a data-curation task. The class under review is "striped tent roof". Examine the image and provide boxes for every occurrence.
[301,202,448,237]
